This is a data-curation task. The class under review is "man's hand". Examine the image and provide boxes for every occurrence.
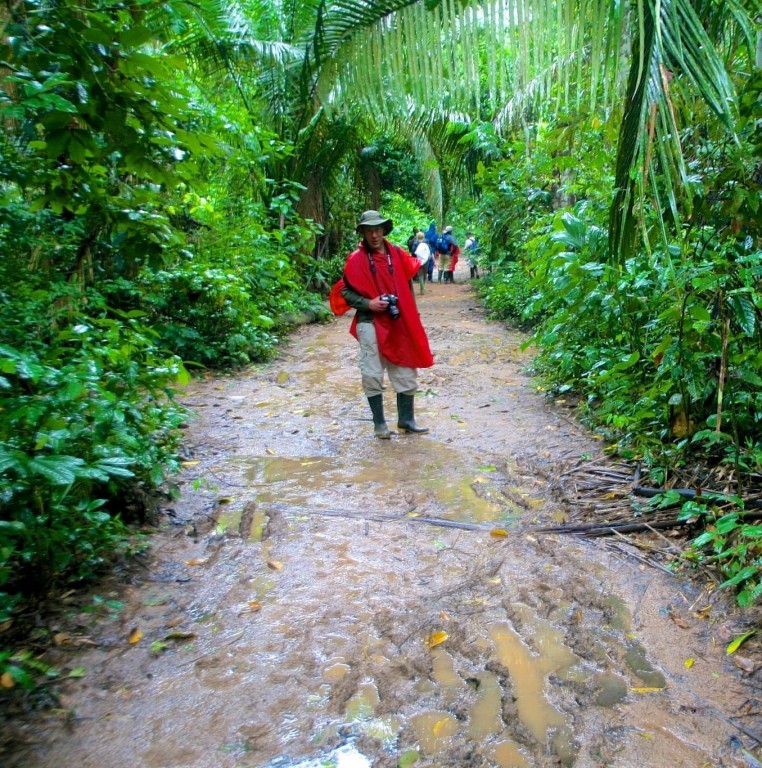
[368,296,389,312]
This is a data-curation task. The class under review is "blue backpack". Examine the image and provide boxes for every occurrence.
[436,234,451,254]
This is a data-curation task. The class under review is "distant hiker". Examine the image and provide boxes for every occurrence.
[424,222,438,282]
[439,226,458,283]
[414,231,431,296]
[435,226,452,283]
[406,227,418,256]
[464,231,480,279]
[332,210,434,439]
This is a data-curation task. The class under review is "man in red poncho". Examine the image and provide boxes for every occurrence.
[339,210,434,439]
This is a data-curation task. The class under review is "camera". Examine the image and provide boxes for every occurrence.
[379,294,401,320]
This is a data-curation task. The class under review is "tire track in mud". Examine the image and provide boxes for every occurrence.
[6,273,751,768]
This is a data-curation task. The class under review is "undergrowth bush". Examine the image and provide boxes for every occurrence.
[478,264,537,328]
[0,317,188,634]
[521,207,762,605]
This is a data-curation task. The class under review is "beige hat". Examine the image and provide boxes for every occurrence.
[356,210,393,235]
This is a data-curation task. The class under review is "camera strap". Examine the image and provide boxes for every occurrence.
[365,243,394,296]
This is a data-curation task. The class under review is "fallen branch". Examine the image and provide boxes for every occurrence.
[267,503,499,533]
[536,517,690,536]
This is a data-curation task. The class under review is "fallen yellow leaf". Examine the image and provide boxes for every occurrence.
[1,672,14,688]
[490,529,508,538]
[267,560,284,571]
[432,718,450,736]
[425,630,448,649]
[685,658,695,669]
[630,686,666,694]
[184,558,208,566]
[248,601,264,612]
[727,630,757,655]
[266,448,276,456]
[128,628,143,645]
[181,460,201,467]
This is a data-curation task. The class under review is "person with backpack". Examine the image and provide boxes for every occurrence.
[438,226,458,283]
[436,226,453,283]
[329,210,434,439]
[464,231,480,279]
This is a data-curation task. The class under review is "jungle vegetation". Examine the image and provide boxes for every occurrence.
[0,0,760,685]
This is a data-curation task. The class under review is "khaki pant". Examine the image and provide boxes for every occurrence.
[357,322,418,397]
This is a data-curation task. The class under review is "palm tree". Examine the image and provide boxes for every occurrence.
[240,0,756,256]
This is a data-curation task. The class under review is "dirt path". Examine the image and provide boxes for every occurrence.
[6,268,757,767]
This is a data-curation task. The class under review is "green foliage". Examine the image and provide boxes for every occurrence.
[478,265,535,328]
[0,648,61,691]
[684,509,762,608]
[370,136,428,211]
[466,114,616,266]
[0,320,188,614]
[380,192,432,250]
[137,261,280,367]
[0,0,215,279]
[464,98,761,603]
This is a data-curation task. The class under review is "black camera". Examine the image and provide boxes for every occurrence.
[379,294,401,320]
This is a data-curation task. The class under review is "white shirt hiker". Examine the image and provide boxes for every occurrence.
[415,241,431,267]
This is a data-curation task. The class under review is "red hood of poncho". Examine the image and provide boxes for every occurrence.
[343,241,434,369]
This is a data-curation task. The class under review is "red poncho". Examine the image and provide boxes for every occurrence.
[343,241,434,369]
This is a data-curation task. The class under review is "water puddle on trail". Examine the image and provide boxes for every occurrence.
[228,452,518,533]
[490,612,580,766]
[409,711,460,755]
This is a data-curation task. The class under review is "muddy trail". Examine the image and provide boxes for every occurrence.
[5,266,760,768]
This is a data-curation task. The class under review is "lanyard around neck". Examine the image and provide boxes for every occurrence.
[366,243,394,276]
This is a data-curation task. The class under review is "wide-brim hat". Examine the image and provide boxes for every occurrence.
[356,210,393,235]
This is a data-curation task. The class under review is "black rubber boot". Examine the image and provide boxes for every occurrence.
[368,395,391,439]
[396,393,428,434]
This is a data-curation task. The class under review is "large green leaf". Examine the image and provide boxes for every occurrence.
[29,455,86,486]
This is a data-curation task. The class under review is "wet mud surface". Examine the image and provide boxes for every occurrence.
[5,267,758,767]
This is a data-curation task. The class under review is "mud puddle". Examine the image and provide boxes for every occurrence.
[3,265,755,767]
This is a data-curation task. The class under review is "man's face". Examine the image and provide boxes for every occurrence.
[362,225,385,252]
